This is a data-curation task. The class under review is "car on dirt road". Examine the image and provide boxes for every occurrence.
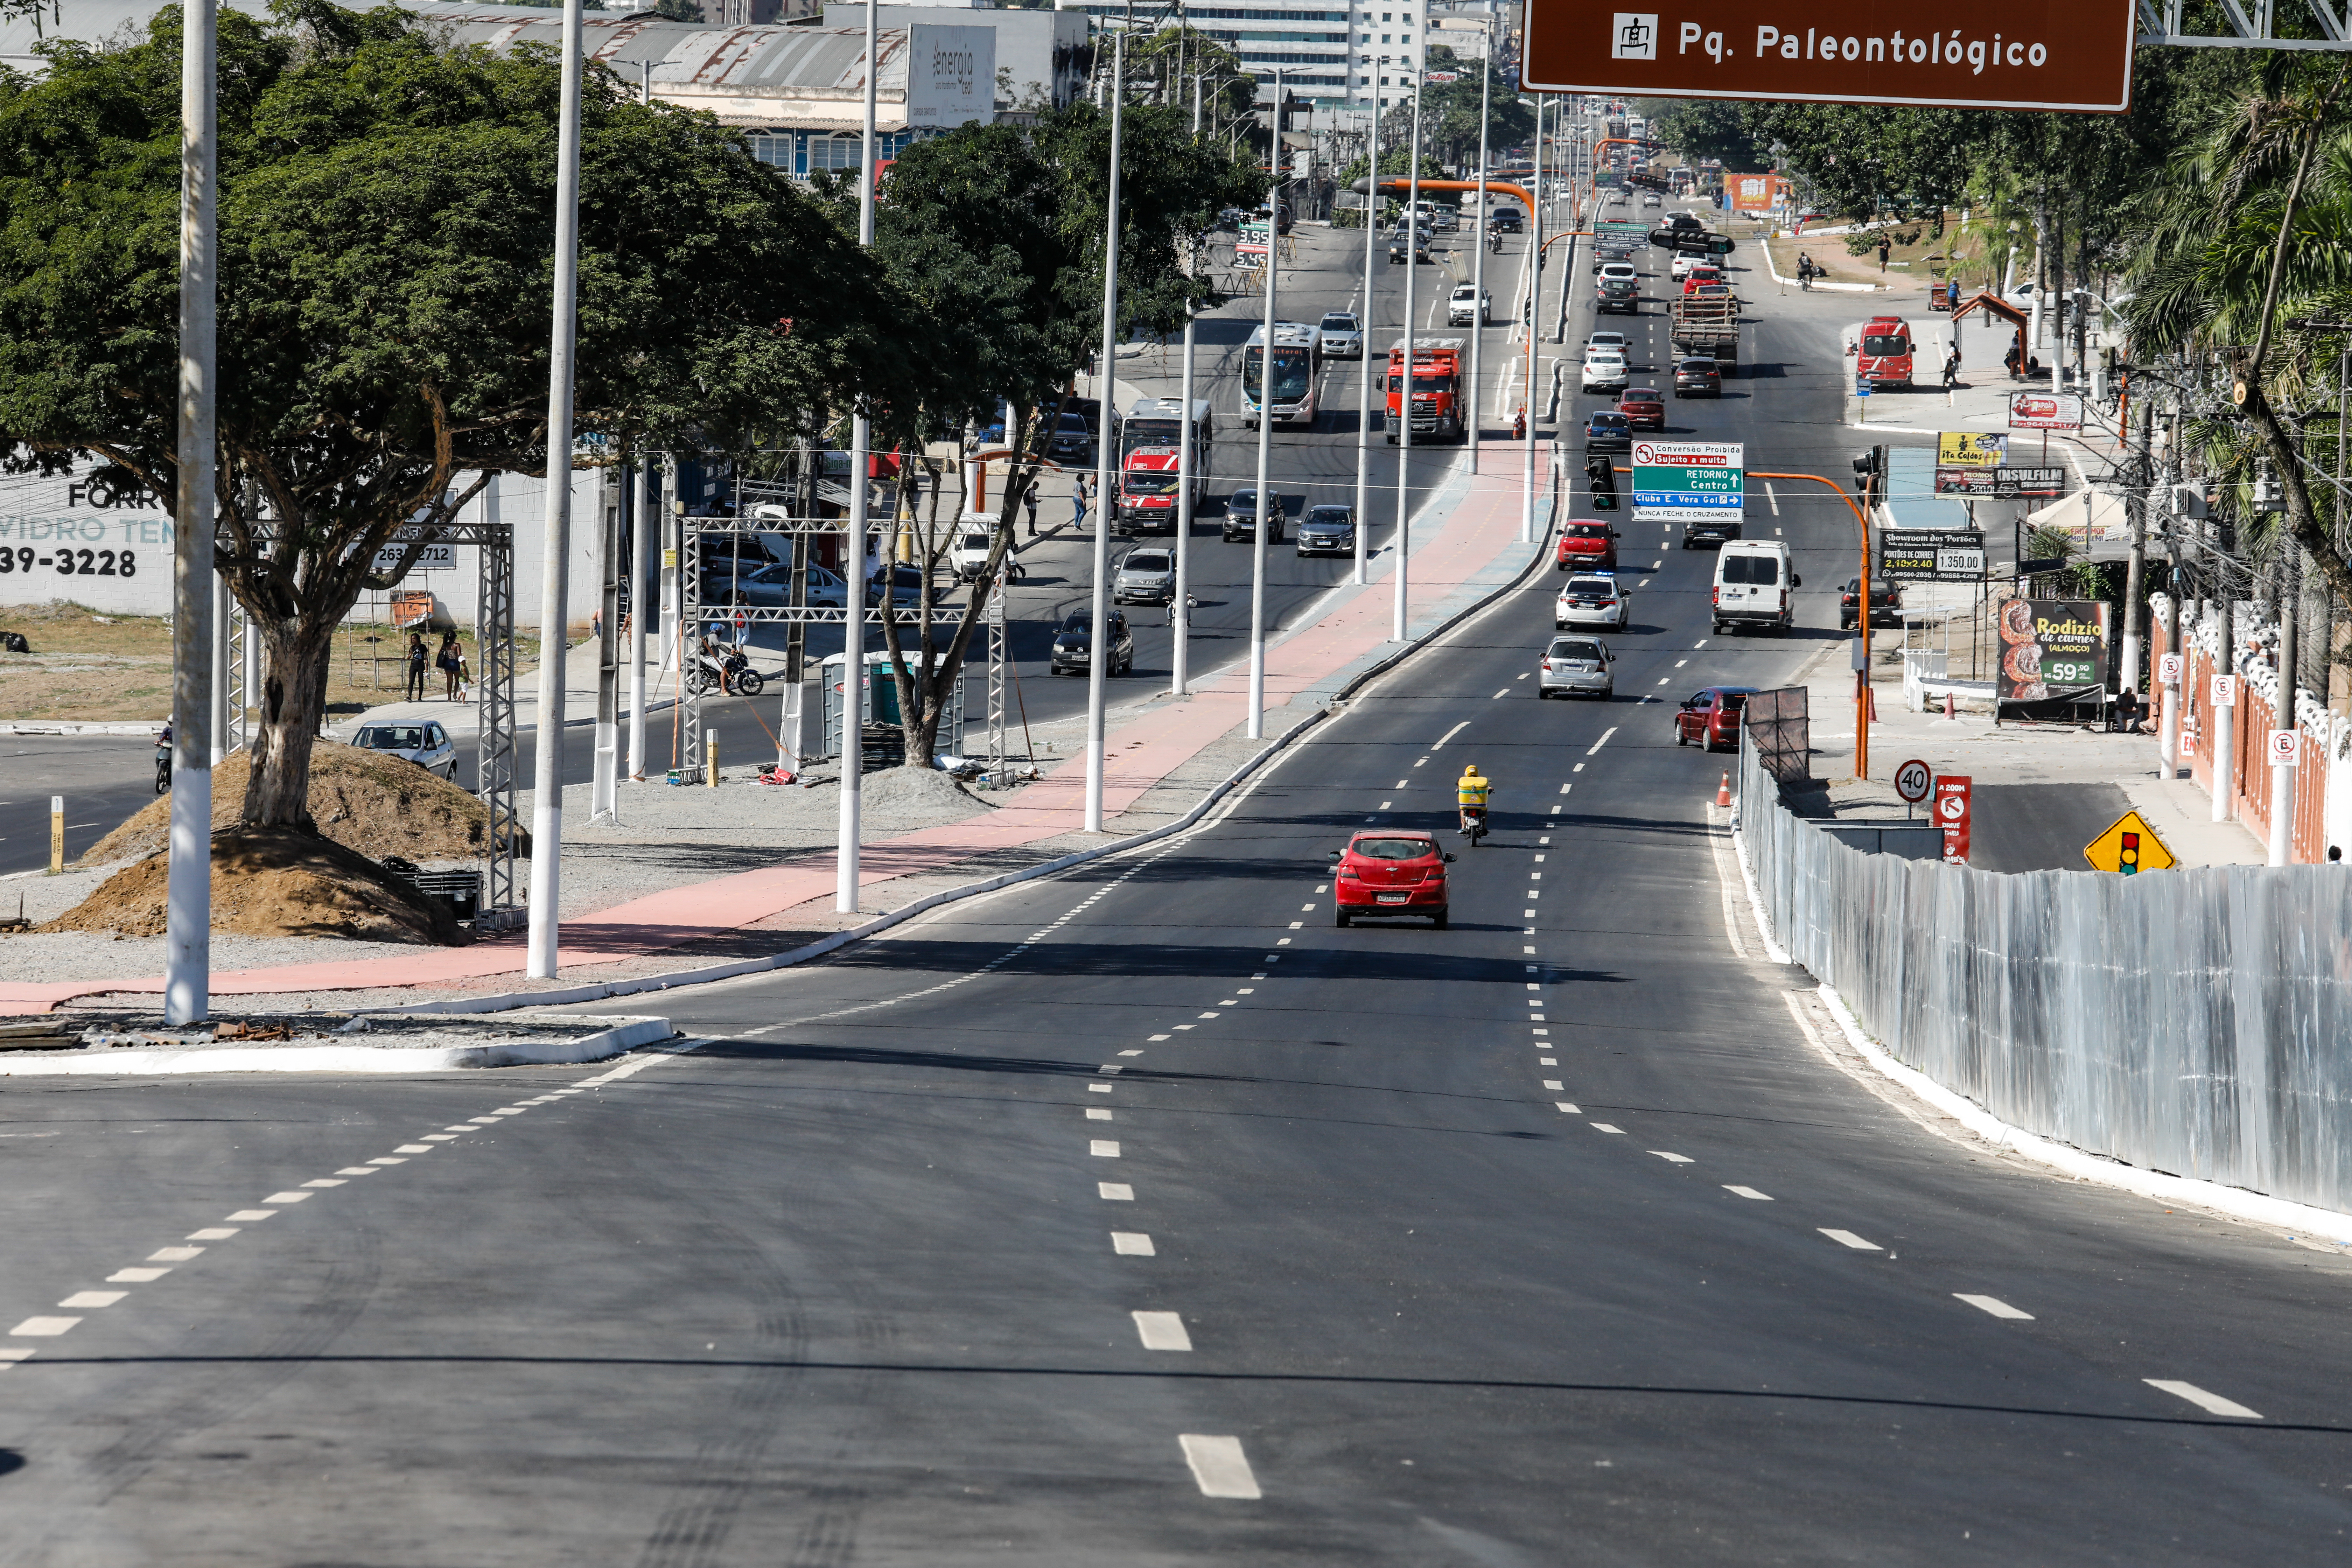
[1329,831,1453,928]
[352,720,457,782]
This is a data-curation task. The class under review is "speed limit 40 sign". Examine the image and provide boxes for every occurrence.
[1893,758,1933,806]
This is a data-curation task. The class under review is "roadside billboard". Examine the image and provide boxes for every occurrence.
[1996,596,2108,705]
[906,24,995,130]
[1878,528,1986,582]
[2008,390,2085,430]
[1934,465,2066,498]
[1519,2,2135,114]
[1936,432,2007,467]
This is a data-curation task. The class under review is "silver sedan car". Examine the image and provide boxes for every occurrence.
[1318,311,1364,359]
[1555,573,1631,630]
[351,719,458,780]
[1538,635,1616,700]
[1112,547,1175,605]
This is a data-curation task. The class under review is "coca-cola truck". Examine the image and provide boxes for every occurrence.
[1384,338,1468,444]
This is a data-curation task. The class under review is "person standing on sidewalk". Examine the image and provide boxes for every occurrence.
[404,632,428,701]
[437,629,463,701]
[1877,236,1891,271]
[1025,483,1040,537]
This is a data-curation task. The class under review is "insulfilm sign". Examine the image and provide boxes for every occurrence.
[1521,1,2134,114]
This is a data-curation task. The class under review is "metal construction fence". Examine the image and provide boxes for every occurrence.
[1737,736,2352,1216]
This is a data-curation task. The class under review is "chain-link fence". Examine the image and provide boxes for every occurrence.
[1738,735,2352,1216]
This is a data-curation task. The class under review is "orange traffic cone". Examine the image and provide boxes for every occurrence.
[1715,772,1732,807]
[1944,689,1956,721]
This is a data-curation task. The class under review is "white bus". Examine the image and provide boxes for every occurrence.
[1241,321,1324,430]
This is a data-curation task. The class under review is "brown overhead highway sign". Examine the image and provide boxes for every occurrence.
[1520,2,2137,114]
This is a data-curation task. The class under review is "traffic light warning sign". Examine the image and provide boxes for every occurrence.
[2083,809,2177,875]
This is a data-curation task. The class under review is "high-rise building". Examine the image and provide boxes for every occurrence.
[1056,1,1426,109]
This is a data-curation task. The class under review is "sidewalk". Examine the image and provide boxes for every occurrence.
[0,456,1547,1014]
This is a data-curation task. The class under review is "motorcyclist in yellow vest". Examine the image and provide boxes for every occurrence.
[1457,764,1492,834]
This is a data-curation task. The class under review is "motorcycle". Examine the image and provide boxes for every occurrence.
[685,644,765,698]
[154,736,170,794]
[1489,228,1504,254]
[1458,804,1488,847]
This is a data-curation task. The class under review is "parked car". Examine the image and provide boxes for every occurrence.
[1328,831,1452,928]
[1113,548,1177,606]
[1673,357,1723,397]
[1538,635,1616,699]
[1222,488,1288,543]
[1556,519,1621,571]
[1295,504,1356,557]
[1675,686,1759,750]
[1584,411,1632,453]
[1319,311,1364,359]
[1840,577,1903,629]
[1448,285,1492,327]
[1617,386,1665,430]
[351,720,457,782]
[1050,609,1133,676]
[1555,573,1631,630]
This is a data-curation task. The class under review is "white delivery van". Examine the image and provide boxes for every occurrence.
[1711,540,1799,635]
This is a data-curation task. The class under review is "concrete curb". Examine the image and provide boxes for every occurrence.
[1756,238,1884,294]
[1728,822,2352,1244]
[0,721,158,737]
[0,1013,672,1076]
[381,475,1562,1018]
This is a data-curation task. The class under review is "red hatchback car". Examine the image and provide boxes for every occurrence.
[1556,519,1621,571]
[1674,686,1758,751]
[1330,832,1453,929]
[1617,386,1666,430]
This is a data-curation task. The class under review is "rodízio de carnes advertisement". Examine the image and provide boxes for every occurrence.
[1996,597,2108,704]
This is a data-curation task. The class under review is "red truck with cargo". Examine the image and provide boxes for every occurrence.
[1385,338,1468,444]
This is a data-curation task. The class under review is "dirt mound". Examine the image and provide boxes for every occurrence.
[39,826,470,945]
[862,764,994,816]
[82,740,524,867]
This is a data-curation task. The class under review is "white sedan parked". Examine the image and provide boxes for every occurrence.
[1555,573,1631,630]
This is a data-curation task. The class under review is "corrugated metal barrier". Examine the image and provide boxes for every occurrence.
[1738,736,2352,1215]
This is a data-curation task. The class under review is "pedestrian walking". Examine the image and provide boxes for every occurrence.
[436,629,463,701]
[404,632,428,701]
[1024,484,1040,537]
[1072,474,1090,533]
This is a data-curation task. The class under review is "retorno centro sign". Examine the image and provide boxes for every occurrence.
[1521,1,2136,113]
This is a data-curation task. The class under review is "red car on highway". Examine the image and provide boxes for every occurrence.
[1556,519,1621,570]
[1674,686,1757,751]
[1329,831,1453,929]
[1617,386,1665,430]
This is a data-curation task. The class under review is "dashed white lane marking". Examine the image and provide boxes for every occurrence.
[1559,781,1573,793]
[333,1167,378,1177]
[1090,1141,1121,1158]
[1572,763,1585,772]
[1414,756,1429,766]
[224,1210,275,1222]
[1099,1183,1134,1200]
[1590,1123,1625,1134]
[1180,1434,1262,1499]
[1586,728,1617,755]
[1099,1064,1125,1074]
[1723,1186,1773,1201]
[1820,1229,1882,1251]
[1434,721,1471,748]
[1394,779,1409,789]
[1693,639,1708,649]
[1651,558,1663,568]
[1288,921,1303,929]
[2146,1380,2261,1419]
[1539,1057,1558,1065]
[1149,1033,1172,1041]
[1955,1294,2034,1320]
[1112,1232,1157,1256]
[1764,481,1780,516]
[263,1192,310,1205]
[1674,659,1688,668]
[1655,677,1670,686]
[1121,1046,1146,1054]
[299,1179,344,1189]
[187,1227,238,1240]
[1555,1104,1583,1117]
[1132,1311,1193,1351]
[0,1348,35,1367]
[58,1292,125,1309]
[1090,1083,1115,1092]
[1649,1151,1694,1164]
[421,1134,459,1142]
[147,1247,204,1262]
[1542,1079,1565,1090]
[8,1318,79,1337]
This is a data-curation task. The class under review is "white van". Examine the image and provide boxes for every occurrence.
[1712,540,1799,635]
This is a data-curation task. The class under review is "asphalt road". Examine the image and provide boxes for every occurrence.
[6,227,2346,1562]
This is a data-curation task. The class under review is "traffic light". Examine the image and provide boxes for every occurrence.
[1851,446,1885,500]
[2119,832,2141,875]
[1586,454,1619,510]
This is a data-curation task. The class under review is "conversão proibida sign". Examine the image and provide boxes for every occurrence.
[1521,2,2134,114]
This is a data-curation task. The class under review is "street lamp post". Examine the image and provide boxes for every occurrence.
[1520,93,1545,548]
[1392,82,1422,643]
[1352,58,1382,587]
[837,0,881,909]
[1246,67,1284,740]
[1085,27,1127,831]
[1468,51,1490,474]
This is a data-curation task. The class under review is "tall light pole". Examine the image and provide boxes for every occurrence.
[1391,80,1421,642]
[166,0,217,1026]
[525,0,586,979]
[1246,66,1284,740]
[837,0,880,909]
[1467,48,1491,474]
[1520,93,1545,548]
[1352,58,1381,587]
[1084,27,1126,832]
[1172,301,1196,695]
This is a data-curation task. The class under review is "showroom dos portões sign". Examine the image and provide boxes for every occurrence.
[1520,1,2135,113]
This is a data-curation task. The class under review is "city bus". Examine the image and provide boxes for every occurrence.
[1117,397,1215,533]
[1241,321,1324,430]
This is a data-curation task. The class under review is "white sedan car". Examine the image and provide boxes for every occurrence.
[1555,573,1631,630]
[351,719,458,781]
[1581,351,1630,394]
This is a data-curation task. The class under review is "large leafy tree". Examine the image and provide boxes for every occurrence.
[0,0,901,827]
[1415,62,1534,172]
[835,103,1261,768]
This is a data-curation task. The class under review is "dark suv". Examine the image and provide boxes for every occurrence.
[1840,578,1902,629]
[1222,488,1288,543]
[1673,357,1722,397]
[1050,609,1134,676]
